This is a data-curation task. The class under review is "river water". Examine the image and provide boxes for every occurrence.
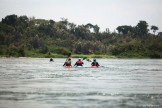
[0,58,162,108]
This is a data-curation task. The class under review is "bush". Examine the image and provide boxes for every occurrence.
[56,47,71,55]
[39,46,48,54]
[149,51,161,58]
[18,47,25,57]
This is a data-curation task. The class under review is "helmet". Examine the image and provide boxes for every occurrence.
[78,58,81,60]
[93,58,96,61]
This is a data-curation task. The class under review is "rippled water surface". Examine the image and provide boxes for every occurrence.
[0,58,162,108]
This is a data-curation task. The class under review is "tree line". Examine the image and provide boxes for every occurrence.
[0,14,162,58]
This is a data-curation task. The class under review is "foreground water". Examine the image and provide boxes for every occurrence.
[0,58,162,108]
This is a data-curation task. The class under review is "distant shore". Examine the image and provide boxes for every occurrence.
[0,54,115,58]
[1,53,160,59]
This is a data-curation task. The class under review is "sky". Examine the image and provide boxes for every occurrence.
[0,0,162,32]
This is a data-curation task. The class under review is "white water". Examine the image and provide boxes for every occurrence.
[0,58,162,108]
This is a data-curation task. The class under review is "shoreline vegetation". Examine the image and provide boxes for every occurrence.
[0,14,162,59]
[0,53,157,59]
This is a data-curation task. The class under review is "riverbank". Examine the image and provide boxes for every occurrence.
[0,54,116,58]
[1,48,162,59]
[1,53,161,59]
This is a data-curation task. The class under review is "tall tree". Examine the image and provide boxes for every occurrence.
[151,25,158,35]
[93,24,100,34]
[136,21,149,36]
[2,14,18,26]
[116,25,133,35]
[116,26,123,34]
[68,22,76,34]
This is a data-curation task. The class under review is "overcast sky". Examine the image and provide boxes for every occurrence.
[0,0,162,32]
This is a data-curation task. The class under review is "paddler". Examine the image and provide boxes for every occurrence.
[91,59,100,67]
[63,58,72,67]
[74,58,84,66]
[50,58,54,62]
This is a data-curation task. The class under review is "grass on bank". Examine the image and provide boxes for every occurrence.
[23,50,117,58]
[1,50,117,58]
[71,54,116,59]
[1,49,161,59]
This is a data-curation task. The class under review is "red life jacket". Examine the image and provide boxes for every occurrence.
[66,64,71,66]
[76,61,84,66]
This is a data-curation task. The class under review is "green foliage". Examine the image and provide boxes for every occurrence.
[5,45,19,56]
[18,47,25,57]
[55,47,71,55]
[39,46,48,54]
[72,54,116,58]
[116,25,133,35]
[0,45,7,55]
[136,20,149,36]
[158,32,162,36]
[2,14,18,26]
[0,14,162,58]
[151,25,159,35]
[149,52,161,58]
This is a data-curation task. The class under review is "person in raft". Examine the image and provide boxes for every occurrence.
[50,58,54,62]
[91,59,100,67]
[74,58,84,66]
[63,58,72,67]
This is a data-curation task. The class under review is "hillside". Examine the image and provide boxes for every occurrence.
[0,14,162,58]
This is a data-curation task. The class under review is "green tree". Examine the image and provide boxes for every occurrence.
[0,14,162,58]
[18,46,25,56]
[2,14,18,26]
[31,35,42,49]
[116,26,123,34]
[116,25,133,35]
[68,22,76,34]
[93,24,100,34]
[16,15,29,32]
[75,25,90,39]
[151,25,158,35]
[158,32,162,36]
[136,21,149,36]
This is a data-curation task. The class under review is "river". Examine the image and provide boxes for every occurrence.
[0,58,162,108]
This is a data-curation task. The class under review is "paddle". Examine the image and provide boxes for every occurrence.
[85,58,105,67]
[63,53,72,66]
[67,53,71,58]
[82,57,92,62]
[82,57,87,60]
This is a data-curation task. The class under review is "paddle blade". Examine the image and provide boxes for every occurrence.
[83,57,87,60]
[67,53,71,57]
